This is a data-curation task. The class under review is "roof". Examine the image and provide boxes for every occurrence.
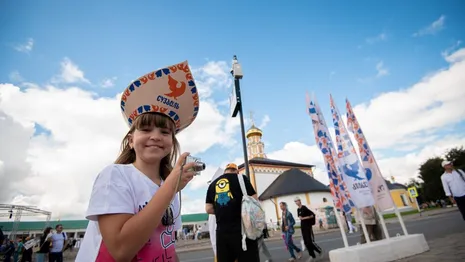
[246,124,263,138]
[179,213,209,223]
[259,168,330,200]
[0,220,89,232]
[386,180,407,190]
[0,213,210,231]
[238,157,314,169]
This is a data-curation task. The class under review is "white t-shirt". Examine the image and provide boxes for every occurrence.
[50,232,67,253]
[76,164,182,262]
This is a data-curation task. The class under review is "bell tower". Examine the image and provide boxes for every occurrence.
[246,112,267,160]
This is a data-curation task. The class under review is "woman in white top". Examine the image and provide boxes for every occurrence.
[76,61,201,262]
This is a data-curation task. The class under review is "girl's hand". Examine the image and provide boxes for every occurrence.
[167,152,197,192]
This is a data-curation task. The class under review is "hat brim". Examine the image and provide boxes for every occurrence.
[120,60,200,133]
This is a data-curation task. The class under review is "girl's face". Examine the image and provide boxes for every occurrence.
[130,125,173,164]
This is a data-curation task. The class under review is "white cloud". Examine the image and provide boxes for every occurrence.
[366,33,387,44]
[14,38,34,53]
[258,115,271,129]
[0,59,240,219]
[9,71,24,82]
[180,194,206,214]
[377,135,465,184]
[357,60,389,83]
[444,47,465,63]
[268,142,329,185]
[192,61,232,98]
[413,15,446,37]
[52,57,90,84]
[100,77,117,88]
[376,61,389,77]
[352,48,465,150]
[441,40,462,59]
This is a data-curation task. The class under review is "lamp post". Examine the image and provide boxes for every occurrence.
[230,55,250,178]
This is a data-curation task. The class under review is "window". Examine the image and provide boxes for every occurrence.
[400,194,408,207]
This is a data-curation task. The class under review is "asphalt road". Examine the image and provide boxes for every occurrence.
[178,210,465,262]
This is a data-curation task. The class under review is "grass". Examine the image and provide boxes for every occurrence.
[382,206,441,219]
[383,209,419,219]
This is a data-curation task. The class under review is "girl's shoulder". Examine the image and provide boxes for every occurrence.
[95,164,137,184]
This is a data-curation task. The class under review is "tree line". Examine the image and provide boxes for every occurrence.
[405,146,465,203]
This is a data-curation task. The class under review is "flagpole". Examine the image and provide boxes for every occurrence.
[375,205,390,239]
[334,204,349,248]
[356,208,371,244]
[371,157,408,235]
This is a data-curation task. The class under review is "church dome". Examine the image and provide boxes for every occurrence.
[246,124,263,138]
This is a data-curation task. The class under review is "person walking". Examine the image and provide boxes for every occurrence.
[280,202,302,261]
[440,160,465,220]
[345,211,357,234]
[295,197,322,262]
[257,225,272,262]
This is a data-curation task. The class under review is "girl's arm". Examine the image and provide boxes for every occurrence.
[98,153,196,262]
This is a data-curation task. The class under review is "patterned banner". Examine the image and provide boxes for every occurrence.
[330,95,375,208]
[345,99,395,211]
[306,94,353,213]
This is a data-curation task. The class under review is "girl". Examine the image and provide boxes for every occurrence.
[76,61,201,262]
[280,202,302,261]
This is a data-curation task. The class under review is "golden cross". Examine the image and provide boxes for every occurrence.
[249,111,255,126]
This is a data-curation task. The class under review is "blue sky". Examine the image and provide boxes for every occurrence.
[1,1,465,217]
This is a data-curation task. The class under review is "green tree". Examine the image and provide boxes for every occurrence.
[418,157,444,201]
[445,146,465,170]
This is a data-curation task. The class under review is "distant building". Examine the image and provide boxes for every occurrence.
[386,180,418,212]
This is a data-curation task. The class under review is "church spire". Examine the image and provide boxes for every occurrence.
[246,111,266,160]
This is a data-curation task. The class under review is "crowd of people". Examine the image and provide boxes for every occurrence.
[0,224,77,262]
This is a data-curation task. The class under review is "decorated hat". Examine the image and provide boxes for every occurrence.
[120,60,200,133]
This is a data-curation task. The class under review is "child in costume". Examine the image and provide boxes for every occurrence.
[76,61,200,262]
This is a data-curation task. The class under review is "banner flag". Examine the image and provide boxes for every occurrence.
[306,93,353,213]
[345,99,395,211]
[330,95,375,208]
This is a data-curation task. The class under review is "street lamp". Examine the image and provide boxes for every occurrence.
[230,55,250,178]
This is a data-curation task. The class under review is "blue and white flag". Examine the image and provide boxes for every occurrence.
[330,95,375,208]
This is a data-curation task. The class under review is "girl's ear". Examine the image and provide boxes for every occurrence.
[128,133,134,149]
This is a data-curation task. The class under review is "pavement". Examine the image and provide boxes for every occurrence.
[178,207,465,262]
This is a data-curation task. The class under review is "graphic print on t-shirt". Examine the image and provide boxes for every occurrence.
[215,178,233,206]
[96,201,177,262]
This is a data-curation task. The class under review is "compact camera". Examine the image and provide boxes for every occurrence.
[184,155,206,175]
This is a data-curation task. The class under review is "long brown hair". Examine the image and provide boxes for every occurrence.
[115,113,180,180]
